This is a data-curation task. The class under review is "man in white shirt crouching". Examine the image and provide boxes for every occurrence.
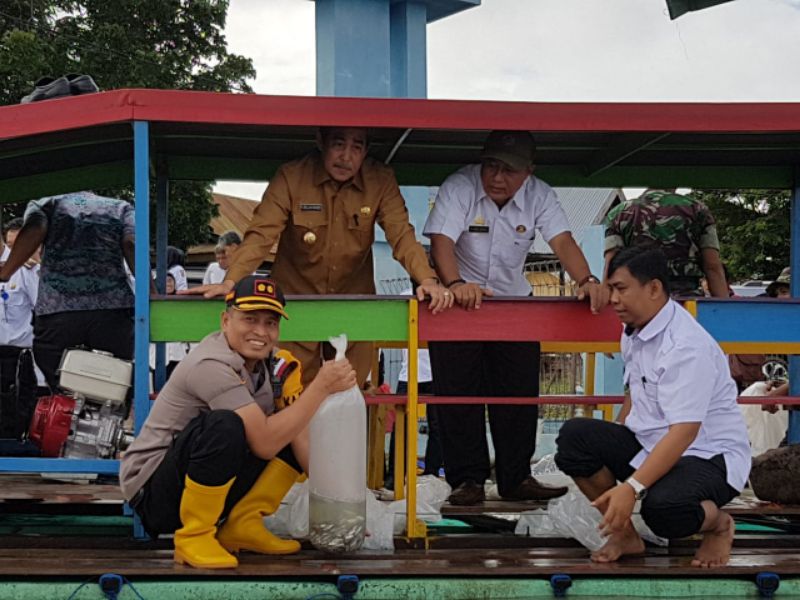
[555,246,750,568]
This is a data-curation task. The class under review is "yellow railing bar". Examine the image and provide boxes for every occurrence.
[394,405,405,501]
[405,298,425,539]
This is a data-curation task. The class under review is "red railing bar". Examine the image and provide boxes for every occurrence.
[366,395,800,406]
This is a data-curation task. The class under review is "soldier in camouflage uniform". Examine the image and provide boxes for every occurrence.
[603,190,728,297]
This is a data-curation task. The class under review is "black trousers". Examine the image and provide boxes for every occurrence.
[0,346,37,439]
[385,381,440,486]
[428,341,540,496]
[33,308,134,391]
[554,418,739,539]
[129,410,301,537]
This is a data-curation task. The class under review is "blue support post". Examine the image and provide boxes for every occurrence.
[154,168,169,391]
[131,121,151,540]
[390,1,428,98]
[0,458,120,474]
[133,121,151,436]
[788,175,800,443]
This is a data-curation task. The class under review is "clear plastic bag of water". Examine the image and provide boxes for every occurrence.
[308,334,367,552]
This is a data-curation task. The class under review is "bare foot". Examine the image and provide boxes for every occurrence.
[590,522,645,563]
[692,512,734,568]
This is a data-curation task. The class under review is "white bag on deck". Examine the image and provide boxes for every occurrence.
[740,381,788,457]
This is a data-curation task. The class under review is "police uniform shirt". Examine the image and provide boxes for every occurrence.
[423,164,570,296]
[226,152,436,294]
[0,245,39,348]
[121,331,278,500]
[622,299,751,492]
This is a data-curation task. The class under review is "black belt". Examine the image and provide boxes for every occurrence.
[0,346,27,360]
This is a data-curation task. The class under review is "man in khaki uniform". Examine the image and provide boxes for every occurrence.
[121,276,357,569]
[193,127,452,386]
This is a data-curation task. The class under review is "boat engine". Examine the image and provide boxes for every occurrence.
[29,349,134,459]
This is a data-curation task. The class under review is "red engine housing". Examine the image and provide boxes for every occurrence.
[28,395,75,457]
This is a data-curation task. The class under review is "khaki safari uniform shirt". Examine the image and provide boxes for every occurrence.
[226,152,436,293]
[119,332,302,500]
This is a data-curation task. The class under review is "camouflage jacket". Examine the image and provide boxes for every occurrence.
[604,190,720,294]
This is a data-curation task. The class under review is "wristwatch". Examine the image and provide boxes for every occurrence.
[625,476,647,500]
[578,274,600,287]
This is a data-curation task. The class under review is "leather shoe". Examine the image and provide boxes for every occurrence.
[20,76,71,103]
[448,480,485,506]
[502,476,568,501]
[66,73,99,95]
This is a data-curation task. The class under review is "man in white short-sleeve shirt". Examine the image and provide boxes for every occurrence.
[0,238,39,438]
[555,246,750,568]
[423,130,607,506]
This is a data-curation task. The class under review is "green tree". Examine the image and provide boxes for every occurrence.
[0,0,255,248]
[692,189,791,282]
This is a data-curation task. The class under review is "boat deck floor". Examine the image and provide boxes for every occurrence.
[1,475,799,579]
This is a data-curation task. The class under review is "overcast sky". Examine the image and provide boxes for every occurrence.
[215,0,800,199]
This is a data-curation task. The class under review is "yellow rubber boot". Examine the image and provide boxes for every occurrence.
[174,476,238,569]
[217,458,301,555]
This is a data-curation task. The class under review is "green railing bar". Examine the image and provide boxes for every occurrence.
[150,297,409,342]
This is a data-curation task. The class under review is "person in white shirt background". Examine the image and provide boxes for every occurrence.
[203,231,241,286]
[555,246,750,568]
[423,130,606,506]
[0,221,39,440]
[167,246,188,292]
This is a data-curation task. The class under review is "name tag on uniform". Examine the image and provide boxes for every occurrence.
[300,204,323,212]
[468,225,489,233]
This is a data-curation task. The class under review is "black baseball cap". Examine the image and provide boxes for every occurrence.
[481,130,536,171]
[225,276,289,319]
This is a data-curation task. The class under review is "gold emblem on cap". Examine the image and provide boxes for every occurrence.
[257,283,267,292]
[516,224,527,233]
[303,231,317,245]
[360,206,371,216]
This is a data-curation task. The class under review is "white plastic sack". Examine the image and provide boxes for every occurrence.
[262,480,309,538]
[363,492,394,550]
[414,474,451,513]
[740,381,788,457]
[547,490,607,551]
[516,489,667,549]
[263,478,451,552]
[530,453,573,489]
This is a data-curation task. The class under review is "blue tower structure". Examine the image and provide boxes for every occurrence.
[315,0,479,99]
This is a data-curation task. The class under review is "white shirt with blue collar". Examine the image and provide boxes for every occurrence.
[0,245,39,348]
[423,164,570,296]
[622,299,751,492]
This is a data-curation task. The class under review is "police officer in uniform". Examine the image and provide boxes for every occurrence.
[604,189,728,298]
[191,127,453,388]
[0,236,38,440]
[423,131,607,505]
[121,276,357,569]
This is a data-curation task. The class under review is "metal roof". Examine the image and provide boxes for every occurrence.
[532,187,623,254]
[3,89,800,204]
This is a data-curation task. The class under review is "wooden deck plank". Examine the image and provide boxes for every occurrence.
[0,547,797,577]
